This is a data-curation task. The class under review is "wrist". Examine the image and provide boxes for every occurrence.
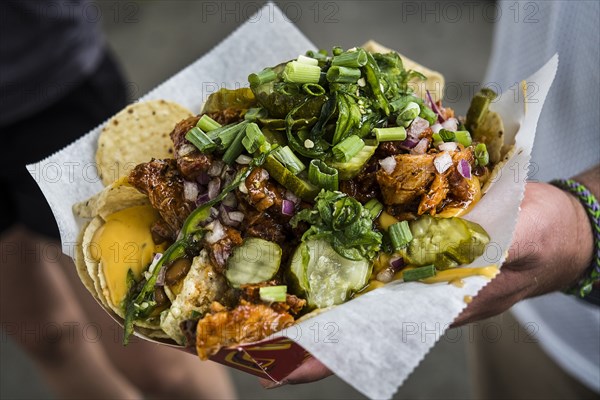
[549,178,599,298]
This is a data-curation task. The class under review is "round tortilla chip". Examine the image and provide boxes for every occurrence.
[96,100,193,185]
[81,216,110,309]
[74,220,98,298]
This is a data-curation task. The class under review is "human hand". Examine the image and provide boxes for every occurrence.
[260,181,596,388]
[454,181,594,325]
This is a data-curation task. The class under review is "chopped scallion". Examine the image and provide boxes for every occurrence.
[373,126,407,142]
[454,131,472,147]
[364,198,383,219]
[222,123,250,165]
[273,146,306,175]
[331,49,367,68]
[475,143,489,166]
[185,127,216,153]
[308,159,339,191]
[432,132,443,144]
[389,220,413,251]
[403,265,436,282]
[332,135,365,162]
[196,114,221,132]
[297,55,319,66]
[248,68,277,86]
[332,46,344,56]
[439,129,455,142]
[282,61,321,84]
[326,66,361,83]
[242,123,266,154]
[397,102,421,127]
[207,121,248,150]
[259,285,287,303]
[302,83,326,96]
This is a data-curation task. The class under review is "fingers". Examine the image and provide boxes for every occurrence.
[259,357,332,389]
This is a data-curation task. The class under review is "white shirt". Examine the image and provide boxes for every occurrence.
[486,0,600,392]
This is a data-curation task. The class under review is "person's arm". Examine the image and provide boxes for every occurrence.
[261,165,599,388]
[455,164,598,324]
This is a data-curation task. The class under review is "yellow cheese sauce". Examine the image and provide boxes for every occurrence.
[421,265,498,284]
[91,205,165,305]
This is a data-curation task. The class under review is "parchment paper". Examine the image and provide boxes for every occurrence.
[27,4,558,399]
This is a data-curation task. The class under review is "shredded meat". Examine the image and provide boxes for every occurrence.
[170,116,213,180]
[195,301,295,360]
[418,171,449,215]
[244,167,285,212]
[205,108,244,125]
[376,154,436,206]
[239,282,306,315]
[150,217,174,244]
[206,225,243,272]
[129,159,194,238]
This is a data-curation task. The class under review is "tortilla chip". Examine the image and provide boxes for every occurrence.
[362,40,445,102]
[73,177,149,220]
[96,100,193,185]
[74,220,99,298]
[81,216,110,309]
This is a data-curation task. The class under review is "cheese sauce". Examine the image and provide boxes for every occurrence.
[91,205,165,305]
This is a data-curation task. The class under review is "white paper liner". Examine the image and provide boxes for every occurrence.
[27,4,558,399]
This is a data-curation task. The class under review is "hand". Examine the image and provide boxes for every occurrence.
[454,181,594,325]
[260,179,597,388]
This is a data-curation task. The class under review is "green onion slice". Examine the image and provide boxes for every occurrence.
[273,146,306,175]
[331,49,368,68]
[308,159,339,191]
[282,61,321,84]
[403,265,436,282]
[332,135,365,162]
[326,66,361,83]
[248,68,277,86]
[364,198,383,219]
[259,285,287,303]
[242,123,266,154]
[373,126,407,142]
[439,129,456,142]
[185,127,216,153]
[196,115,222,132]
[389,220,413,251]
[454,131,472,147]
[475,143,489,166]
[302,83,326,96]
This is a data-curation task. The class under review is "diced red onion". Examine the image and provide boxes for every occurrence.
[222,192,237,208]
[229,212,245,223]
[196,193,209,206]
[196,170,210,185]
[284,190,300,205]
[282,199,295,216]
[208,160,224,177]
[407,116,430,137]
[238,181,248,194]
[376,267,395,283]
[426,90,446,123]
[155,258,167,287]
[434,152,453,174]
[178,143,196,157]
[236,154,252,165]
[430,123,443,134]
[183,180,199,202]
[208,178,221,200]
[399,137,420,150]
[438,142,458,152]
[458,159,472,179]
[410,138,429,155]
[379,156,397,174]
[259,169,270,181]
[148,253,163,274]
[220,165,232,179]
[205,220,226,244]
[220,205,239,227]
[389,257,405,271]
[442,118,458,132]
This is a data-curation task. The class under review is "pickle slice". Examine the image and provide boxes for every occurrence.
[289,239,372,308]
[225,238,281,287]
[401,215,490,270]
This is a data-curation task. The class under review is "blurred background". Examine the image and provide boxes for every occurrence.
[1,1,495,398]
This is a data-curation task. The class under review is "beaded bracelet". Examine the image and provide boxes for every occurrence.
[550,179,600,300]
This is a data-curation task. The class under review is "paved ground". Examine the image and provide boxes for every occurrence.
[1,1,494,399]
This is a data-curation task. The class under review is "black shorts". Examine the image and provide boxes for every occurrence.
[0,50,128,239]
